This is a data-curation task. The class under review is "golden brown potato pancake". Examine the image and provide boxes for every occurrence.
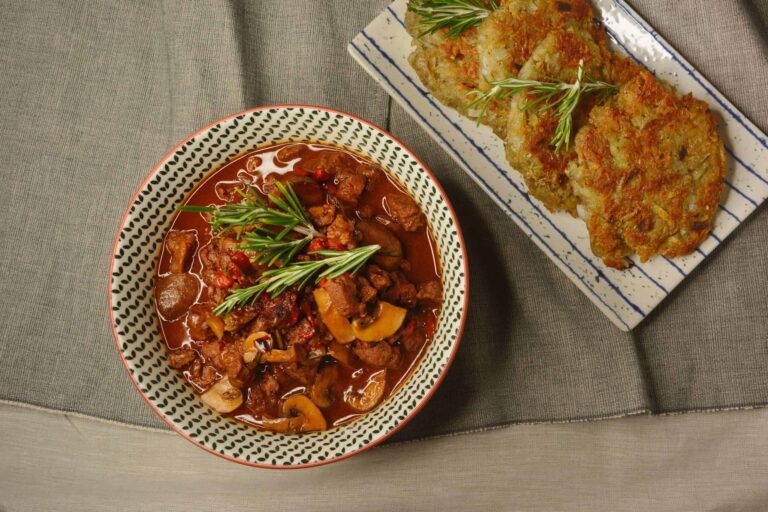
[568,70,726,268]
[405,10,482,120]
[505,26,611,214]
[504,28,643,214]
[476,0,603,135]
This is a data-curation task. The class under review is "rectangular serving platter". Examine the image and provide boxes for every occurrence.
[348,0,768,330]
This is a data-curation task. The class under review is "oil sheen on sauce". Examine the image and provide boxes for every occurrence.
[156,141,442,429]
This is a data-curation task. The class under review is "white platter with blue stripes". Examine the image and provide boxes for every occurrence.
[348,0,768,331]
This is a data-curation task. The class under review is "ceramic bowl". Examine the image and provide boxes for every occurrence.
[108,105,468,468]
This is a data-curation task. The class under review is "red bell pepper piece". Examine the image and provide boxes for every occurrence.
[401,318,416,339]
[327,238,345,251]
[425,314,437,339]
[230,250,251,271]
[301,301,314,325]
[299,323,316,341]
[213,272,234,289]
[307,237,328,252]
[312,168,331,182]
[230,266,243,283]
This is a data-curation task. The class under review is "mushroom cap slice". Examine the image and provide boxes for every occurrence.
[352,302,407,342]
[205,315,225,340]
[311,363,339,409]
[262,395,327,433]
[242,331,270,364]
[200,377,243,414]
[261,344,298,363]
[345,370,387,412]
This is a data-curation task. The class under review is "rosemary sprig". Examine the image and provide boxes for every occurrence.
[408,0,498,38]
[177,182,321,266]
[176,182,318,238]
[213,245,381,316]
[467,60,618,152]
[236,229,311,267]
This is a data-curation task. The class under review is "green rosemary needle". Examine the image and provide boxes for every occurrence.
[408,0,498,38]
[467,60,618,152]
[177,182,321,266]
[236,230,312,268]
[176,182,318,238]
[213,245,381,317]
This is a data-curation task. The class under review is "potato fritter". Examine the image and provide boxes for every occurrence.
[405,10,481,120]
[505,26,613,214]
[477,0,602,135]
[568,70,726,269]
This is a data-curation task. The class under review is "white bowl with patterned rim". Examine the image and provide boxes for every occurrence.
[108,105,469,468]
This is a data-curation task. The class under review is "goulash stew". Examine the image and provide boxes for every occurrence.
[154,142,442,433]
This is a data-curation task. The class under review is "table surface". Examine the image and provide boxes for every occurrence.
[3,402,768,511]
[2,0,768,508]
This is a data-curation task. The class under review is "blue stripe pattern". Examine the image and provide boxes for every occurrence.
[356,29,649,317]
[614,0,768,150]
[718,205,741,223]
[349,40,633,329]
[379,10,678,299]
[724,179,758,207]
[662,257,687,278]
[724,146,768,188]
[387,5,405,29]
[604,16,763,239]
[353,0,768,328]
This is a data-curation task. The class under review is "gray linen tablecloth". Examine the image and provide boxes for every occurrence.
[4,402,768,511]
[0,0,766,443]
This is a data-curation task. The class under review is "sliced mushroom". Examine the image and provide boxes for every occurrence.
[261,344,298,363]
[351,301,407,342]
[345,370,386,412]
[200,377,243,414]
[205,315,225,340]
[310,363,339,408]
[242,331,270,364]
[357,219,403,270]
[261,395,327,433]
[282,395,327,431]
[260,416,295,433]
[313,288,355,343]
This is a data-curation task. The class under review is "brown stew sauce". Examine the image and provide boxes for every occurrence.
[156,142,442,431]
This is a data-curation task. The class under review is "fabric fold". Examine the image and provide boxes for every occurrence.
[0,0,765,442]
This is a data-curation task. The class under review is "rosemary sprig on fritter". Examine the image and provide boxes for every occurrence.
[408,0,498,38]
[213,245,381,316]
[467,60,618,152]
[177,182,319,238]
[177,182,320,266]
